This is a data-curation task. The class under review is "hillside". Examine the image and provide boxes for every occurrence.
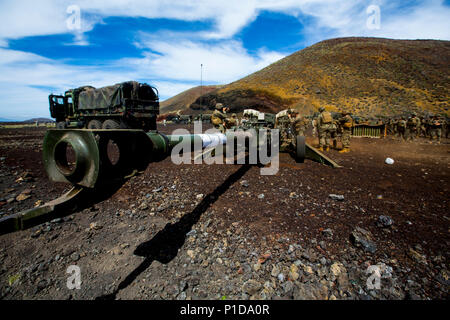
[190,37,450,116]
[24,118,54,123]
[0,118,53,124]
[160,85,222,114]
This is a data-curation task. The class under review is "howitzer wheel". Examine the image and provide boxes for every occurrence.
[56,121,66,129]
[295,135,305,163]
[87,120,102,129]
[102,119,120,129]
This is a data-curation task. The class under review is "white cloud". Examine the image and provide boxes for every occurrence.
[0,0,99,46]
[0,47,212,119]
[284,0,450,43]
[370,2,450,40]
[77,0,260,39]
[1,0,449,44]
[0,38,286,119]
[125,39,285,83]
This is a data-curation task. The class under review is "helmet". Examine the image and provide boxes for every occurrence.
[215,103,223,110]
[231,113,236,117]
[319,107,325,112]
[411,112,417,116]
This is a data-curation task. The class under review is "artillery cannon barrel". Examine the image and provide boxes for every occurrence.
[43,129,227,188]
[43,127,337,189]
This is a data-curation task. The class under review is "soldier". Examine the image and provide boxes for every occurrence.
[311,118,317,136]
[240,113,249,126]
[338,111,353,153]
[387,118,396,135]
[446,117,450,139]
[392,118,398,136]
[419,115,427,138]
[290,110,309,136]
[406,112,420,141]
[428,114,442,143]
[316,106,334,151]
[389,118,398,136]
[275,109,292,148]
[211,103,228,133]
[276,109,294,149]
[229,113,239,128]
[331,115,340,149]
[396,117,407,140]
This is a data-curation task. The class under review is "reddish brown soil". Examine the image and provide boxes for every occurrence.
[0,125,448,300]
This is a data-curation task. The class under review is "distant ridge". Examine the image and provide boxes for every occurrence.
[189,37,449,117]
[160,85,223,114]
[0,117,54,123]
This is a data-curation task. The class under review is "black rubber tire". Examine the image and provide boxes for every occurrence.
[87,120,102,129]
[295,135,305,163]
[102,119,121,129]
[56,121,66,129]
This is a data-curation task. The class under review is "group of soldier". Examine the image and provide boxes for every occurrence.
[210,103,354,153]
[386,113,446,143]
[314,107,353,153]
[209,102,448,153]
[271,107,354,153]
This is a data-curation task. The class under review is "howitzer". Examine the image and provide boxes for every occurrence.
[0,127,339,234]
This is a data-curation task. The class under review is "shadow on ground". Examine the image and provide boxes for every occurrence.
[96,164,252,300]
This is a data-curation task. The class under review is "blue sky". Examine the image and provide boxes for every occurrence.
[0,0,449,120]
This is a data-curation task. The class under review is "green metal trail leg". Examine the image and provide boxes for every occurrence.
[0,186,84,235]
[304,142,341,168]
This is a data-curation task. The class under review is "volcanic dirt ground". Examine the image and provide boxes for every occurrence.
[0,124,448,300]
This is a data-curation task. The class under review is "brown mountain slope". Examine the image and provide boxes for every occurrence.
[190,37,449,116]
[160,85,222,114]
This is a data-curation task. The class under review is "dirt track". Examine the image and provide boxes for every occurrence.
[0,124,448,300]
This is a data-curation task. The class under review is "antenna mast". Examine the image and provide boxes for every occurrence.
[200,63,203,108]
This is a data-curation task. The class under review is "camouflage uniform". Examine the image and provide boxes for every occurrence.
[291,112,308,136]
[446,118,450,139]
[388,118,396,135]
[443,118,450,138]
[419,116,427,137]
[429,116,442,143]
[406,113,420,141]
[276,110,293,149]
[317,107,334,151]
[231,113,239,127]
[311,118,317,136]
[211,103,227,133]
[331,117,340,148]
[396,118,407,140]
[338,112,353,152]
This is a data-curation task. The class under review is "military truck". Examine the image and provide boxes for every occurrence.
[242,109,275,129]
[173,115,192,124]
[49,81,159,131]
[194,113,212,123]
